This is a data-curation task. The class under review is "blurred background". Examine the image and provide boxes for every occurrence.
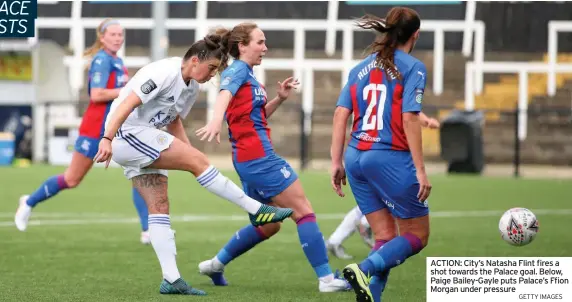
[1,0,572,176]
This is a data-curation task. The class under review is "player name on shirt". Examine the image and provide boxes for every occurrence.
[357,60,398,81]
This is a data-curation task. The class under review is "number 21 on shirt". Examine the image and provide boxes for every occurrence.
[362,83,387,131]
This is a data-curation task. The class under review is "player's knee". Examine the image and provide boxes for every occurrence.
[396,215,430,250]
[374,227,398,242]
[291,208,314,222]
[293,211,317,225]
[63,175,82,188]
[369,209,397,241]
[287,198,314,222]
[413,222,430,247]
[414,232,429,252]
[419,228,430,247]
[405,227,430,249]
[257,222,281,238]
[182,150,210,176]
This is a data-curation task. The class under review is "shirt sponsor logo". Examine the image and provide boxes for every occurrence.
[356,132,381,142]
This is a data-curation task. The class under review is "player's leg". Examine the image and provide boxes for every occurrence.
[346,150,429,302]
[111,128,204,295]
[130,172,205,296]
[355,215,428,302]
[216,218,281,268]
[199,159,289,284]
[145,137,292,224]
[326,205,363,259]
[343,209,396,302]
[366,186,430,268]
[199,223,281,286]
[205,156,306,278]
[341,148,389,301]
[132,187,150,244]
[258,155,347,292]
[362,209,398,301]
[14,136,96,231]
[198,187,282,286]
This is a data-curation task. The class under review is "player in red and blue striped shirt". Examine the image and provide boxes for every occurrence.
[14,19,149,244]
[195,24,349,292]
[330,8,432,302]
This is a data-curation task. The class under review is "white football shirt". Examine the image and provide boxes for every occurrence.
[106,57,199,130]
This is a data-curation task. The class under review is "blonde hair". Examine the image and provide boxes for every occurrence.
[84,18,121,57]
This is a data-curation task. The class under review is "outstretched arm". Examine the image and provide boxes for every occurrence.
[94,91,142,167]
[265,96,286,118]
[195,90,233,143]
[102,91,142,139]
[266,77,299,118]
[211,90,233,126]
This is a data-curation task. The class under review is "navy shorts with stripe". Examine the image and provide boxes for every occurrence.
[344,146,429,219]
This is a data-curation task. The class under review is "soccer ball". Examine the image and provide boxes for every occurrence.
[498,208,539,246]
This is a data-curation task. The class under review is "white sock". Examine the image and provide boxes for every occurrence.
[212,256,225,271]
[319,274,335,283]
[360,215,369,228]
[148,214,181,283]
[197,166,262,214]
[328,206,363,246]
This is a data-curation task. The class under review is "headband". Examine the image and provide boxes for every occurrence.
[100,20,120,33]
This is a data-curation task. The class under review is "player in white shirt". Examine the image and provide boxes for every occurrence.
[93,33,294,296]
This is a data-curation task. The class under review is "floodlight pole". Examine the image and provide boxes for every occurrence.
[151,1,169,61]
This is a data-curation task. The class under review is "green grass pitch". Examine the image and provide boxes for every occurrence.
[0,165,570,301]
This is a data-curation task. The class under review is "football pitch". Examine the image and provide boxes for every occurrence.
[1,165,571,302]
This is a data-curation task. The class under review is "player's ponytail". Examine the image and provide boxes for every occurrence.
[84,18,118,57]
[185,24,256,73]
[356,7,420,80]
[213,27,231,55]
[205,28,232,72]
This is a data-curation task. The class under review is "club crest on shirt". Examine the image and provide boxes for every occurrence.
[141,79,157,94]
[156,134,169,146]
[92,72,102,84]
[415,88,424,104]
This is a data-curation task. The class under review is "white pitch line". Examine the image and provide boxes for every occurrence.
[0,212,128,218]
[0,209,571,228]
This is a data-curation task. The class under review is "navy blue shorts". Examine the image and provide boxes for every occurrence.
[233,153,298,203]
[74,136,100,159]
[344,147,429,219]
